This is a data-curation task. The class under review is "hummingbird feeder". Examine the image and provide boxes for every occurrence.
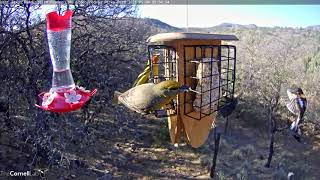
[35,10,97,113]
[147,32,238,148]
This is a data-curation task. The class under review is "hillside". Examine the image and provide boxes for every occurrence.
[143,18,320,33]
[1,8,320,179]
[307,25,320,31]
[142,18,182,32]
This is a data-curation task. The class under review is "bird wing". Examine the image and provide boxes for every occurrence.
[286,89,300,115]
[286,98,299,115]
[287,89,297,101]
[119,83,155,114]
[132,66,150,87]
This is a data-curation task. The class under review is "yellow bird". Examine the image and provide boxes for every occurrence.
[132,55,159,87]
[113,80,189,115]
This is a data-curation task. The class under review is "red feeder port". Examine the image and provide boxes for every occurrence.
[35,87,97,113]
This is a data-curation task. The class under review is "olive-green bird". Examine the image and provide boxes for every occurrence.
[113,80,189,115]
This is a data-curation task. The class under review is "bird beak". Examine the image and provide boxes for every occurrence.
[179,85,190,92]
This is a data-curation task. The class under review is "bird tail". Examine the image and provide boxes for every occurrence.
[290,116,300,130]
[112,91,122,104]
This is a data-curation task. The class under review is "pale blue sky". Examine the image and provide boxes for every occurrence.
[39,5,320,28]
[138,5,320,28]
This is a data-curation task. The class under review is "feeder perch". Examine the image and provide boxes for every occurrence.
[147,32,238,148]
[35,10,97,113]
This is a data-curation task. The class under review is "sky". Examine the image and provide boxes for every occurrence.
[138,5,320,28]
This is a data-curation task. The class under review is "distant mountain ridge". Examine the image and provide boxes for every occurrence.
[143,18,181,32]
[213,23,258,29]
[141,18,320,32]
[307,25,320,31]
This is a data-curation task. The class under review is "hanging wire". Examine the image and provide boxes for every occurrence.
[56,2,62,15]
[186,0,189,32]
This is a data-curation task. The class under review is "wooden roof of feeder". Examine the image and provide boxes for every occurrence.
[147,32,239,44]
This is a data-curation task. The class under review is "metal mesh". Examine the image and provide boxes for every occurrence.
[147,44,237,120]
[148,45,177,83]
[184,45,236,120]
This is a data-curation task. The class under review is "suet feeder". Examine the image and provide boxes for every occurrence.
[35,10,97,113]
[147,32,238,148]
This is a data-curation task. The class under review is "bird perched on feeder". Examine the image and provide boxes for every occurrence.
[132,55,160,87]
[286,87,307,142]
[113,80,189,115]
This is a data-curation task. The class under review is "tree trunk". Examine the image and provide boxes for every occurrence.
[265,110,276,168]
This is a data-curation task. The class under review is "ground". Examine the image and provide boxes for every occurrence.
[0,101,320,179]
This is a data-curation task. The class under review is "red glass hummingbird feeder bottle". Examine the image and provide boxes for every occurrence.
[35,10,97,113]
